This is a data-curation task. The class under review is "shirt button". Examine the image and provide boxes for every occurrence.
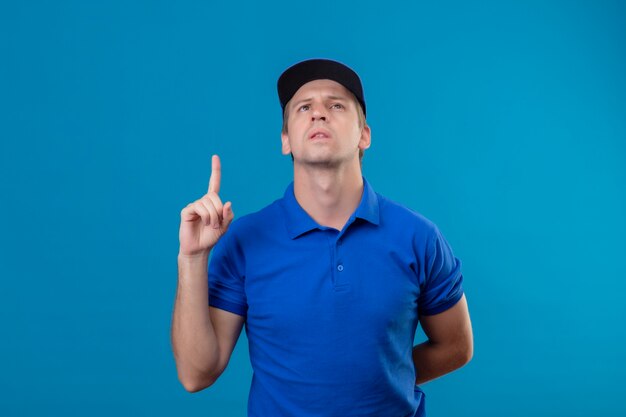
[337,264,344,272]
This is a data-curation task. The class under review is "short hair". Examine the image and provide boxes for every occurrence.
[281,92,367,163]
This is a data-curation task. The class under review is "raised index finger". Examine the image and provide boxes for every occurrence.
[208,154,221,194]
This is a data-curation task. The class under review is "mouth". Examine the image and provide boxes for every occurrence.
[309,129,331,139]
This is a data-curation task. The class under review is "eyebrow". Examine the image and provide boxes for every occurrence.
[290,95,349,109]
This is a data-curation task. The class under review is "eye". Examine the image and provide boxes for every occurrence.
[331,103,344,110]
[298,104,310,112]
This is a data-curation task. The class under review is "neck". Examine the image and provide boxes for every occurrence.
[292,160,364,231]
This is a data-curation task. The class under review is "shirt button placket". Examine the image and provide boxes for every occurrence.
[335,236,346,286]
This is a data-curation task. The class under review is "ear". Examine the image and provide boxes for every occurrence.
[358,124,371,151]
[281,131,292,155]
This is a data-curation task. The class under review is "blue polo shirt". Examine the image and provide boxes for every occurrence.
[208,177,463,417]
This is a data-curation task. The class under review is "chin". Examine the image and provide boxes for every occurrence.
[298,155,345,168]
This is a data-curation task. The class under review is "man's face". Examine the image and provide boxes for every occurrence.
[281,79,370,167]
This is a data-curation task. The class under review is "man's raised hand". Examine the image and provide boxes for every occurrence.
[179,155,235,257]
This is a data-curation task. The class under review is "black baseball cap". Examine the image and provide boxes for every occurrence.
[277,58,366,117]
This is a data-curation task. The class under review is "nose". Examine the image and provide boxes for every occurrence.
[311,103,327,122]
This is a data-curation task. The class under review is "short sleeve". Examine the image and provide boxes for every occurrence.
[417,226,464,316]
[208,229,248,318]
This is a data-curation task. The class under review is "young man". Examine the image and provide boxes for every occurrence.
[171,59,473,417]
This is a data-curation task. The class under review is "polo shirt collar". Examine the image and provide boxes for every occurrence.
[281,176,380,239]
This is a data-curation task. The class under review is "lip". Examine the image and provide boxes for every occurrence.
[309,128,332,139]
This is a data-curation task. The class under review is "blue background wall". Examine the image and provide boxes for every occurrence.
[1,1,625,416]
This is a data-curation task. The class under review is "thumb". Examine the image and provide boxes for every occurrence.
[222,201,235,227]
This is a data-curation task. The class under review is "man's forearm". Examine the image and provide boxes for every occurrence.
[412,340,472,385]
[171,253,220,391]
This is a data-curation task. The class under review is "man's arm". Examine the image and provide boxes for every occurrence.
[171,154,244,392]
[412,294,473,385]
[171,254,245,392]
